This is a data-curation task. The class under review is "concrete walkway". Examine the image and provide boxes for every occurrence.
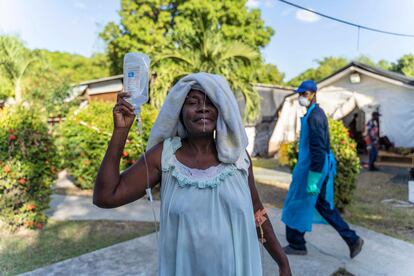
[25,207,414,276]
[253,166,292,187]
[46,194,160,222]
[47,170,160,222]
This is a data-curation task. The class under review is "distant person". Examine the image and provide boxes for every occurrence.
[365,112,381,171]
[282,80,364,259]
[349,113,358,139]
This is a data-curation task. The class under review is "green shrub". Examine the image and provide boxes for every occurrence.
[55,101,158,190]
[0,105,58,230]
[287,118,360,211]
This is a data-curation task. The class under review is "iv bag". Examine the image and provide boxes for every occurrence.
[123,52,150,115]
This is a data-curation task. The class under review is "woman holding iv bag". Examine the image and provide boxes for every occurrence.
[93,53,291,275]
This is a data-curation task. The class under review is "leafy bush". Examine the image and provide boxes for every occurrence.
[287,118,360,211]
[0,105,58,230]
[55,101,158,189]
[277,142,290,166]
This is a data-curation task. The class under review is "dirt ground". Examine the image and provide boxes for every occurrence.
[344,166,414,243]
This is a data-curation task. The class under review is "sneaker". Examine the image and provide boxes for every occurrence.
[369,166,379,171]
[349,238,364,258]
[283,245,307,255]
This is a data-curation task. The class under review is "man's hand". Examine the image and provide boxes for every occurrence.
[307,171,322,195]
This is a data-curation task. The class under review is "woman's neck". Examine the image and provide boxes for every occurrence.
[184,135,216,155]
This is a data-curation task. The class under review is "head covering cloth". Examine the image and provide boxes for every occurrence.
[146,72,248,164]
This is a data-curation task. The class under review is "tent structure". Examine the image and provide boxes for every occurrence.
[268,61,414,155]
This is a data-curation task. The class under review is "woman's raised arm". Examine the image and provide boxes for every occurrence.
[93,92,162,208]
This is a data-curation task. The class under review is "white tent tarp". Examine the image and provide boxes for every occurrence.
[268,84,414,154]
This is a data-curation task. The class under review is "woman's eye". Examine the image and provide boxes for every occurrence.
[186,100,198,105]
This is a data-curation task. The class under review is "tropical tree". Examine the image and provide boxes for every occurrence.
[288,57,348,87]
[153,16,260,121]
[101,0,273,74]
[0,36,35,103]
[355,55,376,67]
[377,59,391,70]
[254,63,285,85]
[100,0,274,121]
[0,73,13,100]
[390,54,414,78]
[355,55,393,71]
[32,50,110,84]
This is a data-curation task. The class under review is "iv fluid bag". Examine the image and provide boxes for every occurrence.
[123,53,150,114]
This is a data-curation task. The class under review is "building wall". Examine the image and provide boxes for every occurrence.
[252,85,292,157]
[89,92,118,102]
[319,72,414,147]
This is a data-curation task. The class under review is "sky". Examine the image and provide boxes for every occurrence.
[1,0,414,80]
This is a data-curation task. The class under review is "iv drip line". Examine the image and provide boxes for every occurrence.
[203,92,207,133]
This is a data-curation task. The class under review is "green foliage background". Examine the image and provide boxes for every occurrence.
[0,105,58,229]
[54,101,158,190]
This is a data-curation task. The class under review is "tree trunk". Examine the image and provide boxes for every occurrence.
[15,79,22,103]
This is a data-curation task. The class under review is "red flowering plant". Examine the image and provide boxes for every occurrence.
[0,105,58,230]
[54,101,157,189]
[286,118,360,212]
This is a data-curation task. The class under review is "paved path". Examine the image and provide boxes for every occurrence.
[46,194,160,222]
[253,166,292,187]
[27,207,414,276]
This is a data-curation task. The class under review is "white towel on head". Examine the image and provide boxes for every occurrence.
[146,72,248,164]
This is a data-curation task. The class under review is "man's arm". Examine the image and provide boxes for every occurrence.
[307,111,328,194]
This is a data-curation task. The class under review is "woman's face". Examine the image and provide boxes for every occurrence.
[181,89,218,136]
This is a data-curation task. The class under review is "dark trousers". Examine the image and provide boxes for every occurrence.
[286,179,359,250]
[368,146,378,169]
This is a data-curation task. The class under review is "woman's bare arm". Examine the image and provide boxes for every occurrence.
[93,131,162,208]
[246,153,292,276]
[93,91,163,208]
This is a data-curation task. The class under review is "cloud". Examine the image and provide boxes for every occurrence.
[246,0,260,9]
[295,9,320,23]
[74,1,87,10]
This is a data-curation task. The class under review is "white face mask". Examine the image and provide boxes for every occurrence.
[298,95,311,107]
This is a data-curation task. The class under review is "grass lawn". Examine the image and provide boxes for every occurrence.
[343,168,414,244]
[0,220,156,275]
[253,159,414,244]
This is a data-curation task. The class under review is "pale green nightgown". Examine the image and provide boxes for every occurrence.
[157,137,262,276]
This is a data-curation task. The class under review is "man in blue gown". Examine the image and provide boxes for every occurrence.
[281,80,364,258]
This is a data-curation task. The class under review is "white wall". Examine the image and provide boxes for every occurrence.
[245,127,256,155]
[319,73,414,147]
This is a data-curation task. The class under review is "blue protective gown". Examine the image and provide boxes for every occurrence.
[282,103,336,233]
